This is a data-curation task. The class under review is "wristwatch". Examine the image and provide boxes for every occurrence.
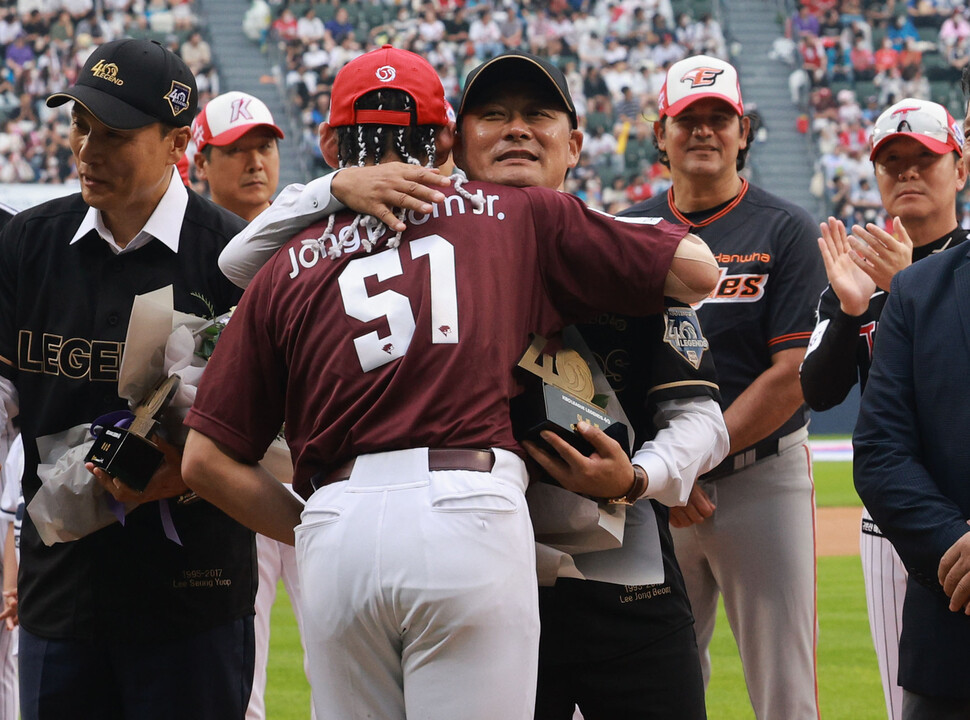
[607,464,648,506]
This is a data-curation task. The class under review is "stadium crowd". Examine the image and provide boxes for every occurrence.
[788,0,970,228]
[252,0,727,209]
[0,0,729,213]
[9,0,970,222]
[0,0,214,185]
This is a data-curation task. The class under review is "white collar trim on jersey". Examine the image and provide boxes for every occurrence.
[70,168,188,255]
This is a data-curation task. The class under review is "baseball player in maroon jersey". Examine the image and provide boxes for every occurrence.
[216,50,727,719]
[801,98,968,720]
[181,46,716,719]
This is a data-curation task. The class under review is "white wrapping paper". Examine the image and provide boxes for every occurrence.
[27,424,137,545]
[27,288,294,545]
[528,483,664,587]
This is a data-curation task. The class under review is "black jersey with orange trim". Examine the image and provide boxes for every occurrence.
[625,182,825,440]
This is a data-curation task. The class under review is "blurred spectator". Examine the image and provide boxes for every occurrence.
[874,36,898,73]
[297,8,325,46]
[614,85,640,121]
[181,30,212,75]
[850,38,876,81]
[818,9,842,47]
[946,36,970,78]
[49,11,75,52]
[827,40,852,83]
[791,33,827,102]
[497,9,523,51]
[243,0,271,43]
[939,8,970,48]
[907,0,951,27]
[887,15,919,51]
[652,32,685,67]
[469,9,502,59]
[898,37,923,76]
[417,9,446,47]
[272,8,298,44]
[324,7,354,45]
[603,36,627,65]
[695,13,726,57]
[0,12,23,47]
[5,33,35,76]
[789,5,820,38]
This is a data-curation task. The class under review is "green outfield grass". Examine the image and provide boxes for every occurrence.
[266,459,881,717]
[814,460,860,507]
[707,555,883,719]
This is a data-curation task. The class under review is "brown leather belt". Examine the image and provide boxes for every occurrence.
[311,449,495,490]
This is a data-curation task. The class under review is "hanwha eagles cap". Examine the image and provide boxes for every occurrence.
[47,38,197,130]
[459,51,577,128]
[192,91,284,152]
[869,98,964,160]
[328,45,448,128]
[658,54,743,119]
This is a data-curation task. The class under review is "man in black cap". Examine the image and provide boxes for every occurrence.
[456,51,723,720]
[220,50,724,720]
[0,39,255,719]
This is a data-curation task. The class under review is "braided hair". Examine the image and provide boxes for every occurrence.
[306,88,482,259]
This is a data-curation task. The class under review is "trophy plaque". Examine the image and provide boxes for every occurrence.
[85,374,181,491]
[511,335,630,457]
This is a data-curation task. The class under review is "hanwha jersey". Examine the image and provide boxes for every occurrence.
[623,180,825,435]
[186,182,689,499]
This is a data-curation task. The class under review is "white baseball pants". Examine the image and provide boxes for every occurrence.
[247,518,314,720]
[295,448,539,720]
[671,430,820,720]
[860,507,906,720]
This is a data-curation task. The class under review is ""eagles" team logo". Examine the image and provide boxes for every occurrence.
[680,67,724,89]
[164,81,192,117]
[663,307,709,369]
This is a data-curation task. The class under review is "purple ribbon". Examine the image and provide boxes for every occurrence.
[158,500,183,546]
[89,411,182,545]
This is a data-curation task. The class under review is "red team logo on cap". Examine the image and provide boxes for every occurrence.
[229,97,254,122]
[890,105,921,119]
[680,68,724,88]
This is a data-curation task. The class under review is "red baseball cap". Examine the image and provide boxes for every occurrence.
[191,91,284,152]
[658,55,743,119]
[869,98,964,160]
[329,45,448,128]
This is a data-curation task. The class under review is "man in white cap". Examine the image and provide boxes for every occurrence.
[192,91,284,223]
[191,90,311,720]
[812,98,969,720]
[623,54,826,719]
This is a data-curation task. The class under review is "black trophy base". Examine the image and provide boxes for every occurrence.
[85,426,164,491]
[511,382,630,457]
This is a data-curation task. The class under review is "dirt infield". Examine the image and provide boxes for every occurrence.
[818,506,861,556]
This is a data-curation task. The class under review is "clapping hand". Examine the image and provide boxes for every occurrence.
[817,216,877,316]
[847,216,914,293]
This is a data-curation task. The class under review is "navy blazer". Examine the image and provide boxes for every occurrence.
[854,241,970,699]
